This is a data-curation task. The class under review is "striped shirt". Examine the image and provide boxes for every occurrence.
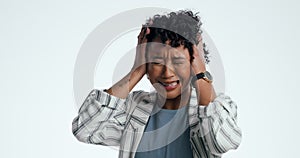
[72,88,242,158]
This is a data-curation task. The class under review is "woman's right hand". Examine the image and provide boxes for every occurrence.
[132,26,150,75]
[106,26,150,98]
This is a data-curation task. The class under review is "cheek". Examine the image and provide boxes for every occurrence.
[175,66,192,82]
[147,63,164,75]
[147,68,160,82]
[176,64,191,74]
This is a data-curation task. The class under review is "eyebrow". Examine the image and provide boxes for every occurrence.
[151,56,164,59]
[172,56,186,60]
[150,56,187,60]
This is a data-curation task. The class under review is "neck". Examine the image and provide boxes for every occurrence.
[158,86,191,110]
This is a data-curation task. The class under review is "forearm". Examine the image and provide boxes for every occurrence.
[193,74,217,106]
[106,67,145,99]
[197,93,242,154]
[191,43,216,105]
[191,53,216,105]
[72,89,126,145]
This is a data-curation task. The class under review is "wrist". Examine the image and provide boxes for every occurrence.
[193,77,216,106]
[191,62,206,75]
[131,65,146,78]
[193,68,206,75]
[191,71,213,85]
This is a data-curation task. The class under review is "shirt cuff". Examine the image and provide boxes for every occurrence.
[197,93,232,118]
[88,89,126,110]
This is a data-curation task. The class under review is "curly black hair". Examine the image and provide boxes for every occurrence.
[144,10,210,63]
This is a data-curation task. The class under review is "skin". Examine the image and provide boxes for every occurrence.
[146,40,193,109]
[106,27,216,109]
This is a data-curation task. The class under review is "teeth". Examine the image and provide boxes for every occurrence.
[169,82,177,86]
[161,81,178,86]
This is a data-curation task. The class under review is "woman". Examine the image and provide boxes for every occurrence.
[72,10,242,158]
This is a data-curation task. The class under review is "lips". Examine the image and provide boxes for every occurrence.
[158,80,179,91]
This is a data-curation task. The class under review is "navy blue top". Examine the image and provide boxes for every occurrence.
[135,105,193,158]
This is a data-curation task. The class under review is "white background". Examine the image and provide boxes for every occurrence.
[1,0,300,157]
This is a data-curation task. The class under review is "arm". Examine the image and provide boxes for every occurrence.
[72,89,128,146]
[106,27,150,99]
[106,67,145,99]
[191,35,242,155]
[72,27,150,145]
[191,35,216,106]
[197,93,242,156]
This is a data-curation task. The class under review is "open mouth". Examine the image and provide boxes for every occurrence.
[158,80,180,91]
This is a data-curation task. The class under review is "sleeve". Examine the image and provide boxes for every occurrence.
[197,93,242,156]
[72,89,130,146]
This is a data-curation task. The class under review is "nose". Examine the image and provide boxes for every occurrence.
[162,64,175,79]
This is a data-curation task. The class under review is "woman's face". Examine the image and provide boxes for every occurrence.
[146,40,192,99]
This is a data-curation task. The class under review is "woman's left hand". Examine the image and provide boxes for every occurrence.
[191,34,206,75]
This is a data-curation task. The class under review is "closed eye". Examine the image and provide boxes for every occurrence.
[173,62,184,64]
[151,61,163,65]
[172,59,186,65]
[150,57,164,65]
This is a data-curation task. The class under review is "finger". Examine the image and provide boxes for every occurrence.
[193,45,202,58]
[138,27,150,44]
[141,28,150,43]
[145,27,150,34]
[196,33,203,46]
[138,26,147,41]
[193,45,206,63]
[193,45,200,56]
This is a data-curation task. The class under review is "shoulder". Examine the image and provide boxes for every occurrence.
[128,90,155,104]
[124,90,156,114]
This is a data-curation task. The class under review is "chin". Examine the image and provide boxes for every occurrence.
[162,90,183,100]
[165,94,180,100]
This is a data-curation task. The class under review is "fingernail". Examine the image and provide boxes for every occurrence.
[146,28,150,34]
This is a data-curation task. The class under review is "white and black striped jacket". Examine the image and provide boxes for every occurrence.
[72,88,242,158]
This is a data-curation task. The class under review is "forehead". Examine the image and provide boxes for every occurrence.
[147,39,190,59]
